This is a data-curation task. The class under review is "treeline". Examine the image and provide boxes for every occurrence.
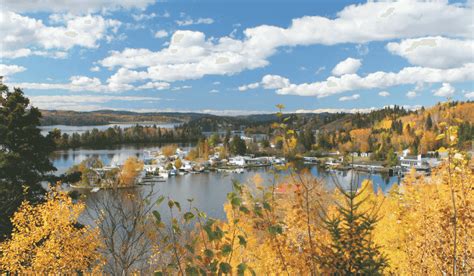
[315,102,474,161]
[50,124,203,148]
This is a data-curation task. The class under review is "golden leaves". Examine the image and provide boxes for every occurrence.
[0,186,103,273]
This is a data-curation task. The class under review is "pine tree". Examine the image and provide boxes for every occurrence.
[318,177,387,274]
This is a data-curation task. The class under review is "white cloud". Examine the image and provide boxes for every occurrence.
[433,83,455,97]
[27,94,161,111]
[238,82,260,91]
[1,11,121,59]
[132,12,156,21]
[171,85,192,91]
[209,89,219,93]
[0,64,26,76]
[406,83,425,98]
[406,90,418,98]
[7,72,171,92]
[332,58,361,76]
[465,91,474,99]
[378,91,390,97]
[295,107,376,114]
[339,94,360,101]
[90,66,100,72]
[356,44,369,56]
[315,66,325,75]
[212,81,220,85]
[256,63,473,97]
[387,37,474,69]
[97,1,473,85]
[4,0,154,14]
[176,17,214,26]
[154,30,169,38]
[261,75,290,89]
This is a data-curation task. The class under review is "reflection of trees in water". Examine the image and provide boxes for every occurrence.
[85,188,156,275]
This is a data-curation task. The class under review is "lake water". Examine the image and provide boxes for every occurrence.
[40,122,177,135]
[52,144,401,220]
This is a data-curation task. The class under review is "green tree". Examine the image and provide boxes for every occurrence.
[0,81,56,239]
[319,181,387,274]
[385,148,398,167]
[230,135,246,155]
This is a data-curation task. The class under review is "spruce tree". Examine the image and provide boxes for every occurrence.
[318,175,387,274]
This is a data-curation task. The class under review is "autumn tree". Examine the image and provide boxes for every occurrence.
[0,186,103,273]
[161,144,178,157]
[119,157,144,186]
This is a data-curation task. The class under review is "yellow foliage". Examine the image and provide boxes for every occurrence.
[0,186,103,273]
[119,157,144,186]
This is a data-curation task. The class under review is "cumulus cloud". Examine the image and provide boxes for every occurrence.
[0,11,121,59]
[3,0,154,14]
[90,66,100,72]
[96,1,473,86]
[209,89,219,93]
[378,91,390,97]
[465,91,474,99]
[339,94,360,101]
[331,58,361,76]
[387,37,474,69]
[248,63,474,97]
[0,64,26,76]
[154,30,169,38]
[433,83,455,97]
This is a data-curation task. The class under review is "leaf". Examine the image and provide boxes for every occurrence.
[219,262,231,274]
[168,200,174,209]
[239,206,250,214]
[156,195,165,206]
[231,197,242,207]
[183,212,195,223]
[221,244,232,256]
[174,201,181,212]
[436,134,445,140]
[204,249,214,258]
[268,224,283,235]
[154,272,163,276]
[237,263,247,275]
[262,201,271,211]
[152,210,161,224]
[238,235,247,247]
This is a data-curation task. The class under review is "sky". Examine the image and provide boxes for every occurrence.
[1,0,473,115]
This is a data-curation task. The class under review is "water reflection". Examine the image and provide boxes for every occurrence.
[53,145,401,220]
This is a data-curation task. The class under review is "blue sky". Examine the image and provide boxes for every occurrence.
[1,0,473,114]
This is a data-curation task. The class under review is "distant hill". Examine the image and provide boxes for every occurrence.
[39,109,344,127]
[39,110,211,126]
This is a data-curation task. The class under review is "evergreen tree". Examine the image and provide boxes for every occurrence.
[319,178,387,274]
[230,135,246,155]
[425,115,433,130]
[0,81,56,239]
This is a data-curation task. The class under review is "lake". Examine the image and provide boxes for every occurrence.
[40,122,178,135]
[52,144,401,220]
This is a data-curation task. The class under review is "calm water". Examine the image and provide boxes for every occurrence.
[52,145,401,220]
[40,122,177,135]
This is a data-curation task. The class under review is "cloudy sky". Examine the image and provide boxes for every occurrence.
[1,0,473,115]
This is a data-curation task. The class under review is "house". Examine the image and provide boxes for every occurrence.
[228,156,248,166]
[399,154,431,171]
